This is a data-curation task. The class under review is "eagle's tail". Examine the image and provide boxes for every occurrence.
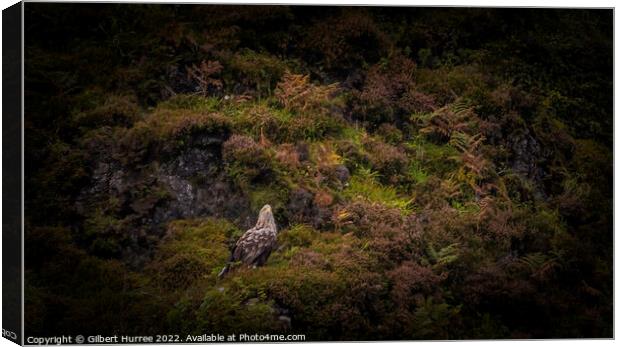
[218,252,236,279]
[217,264,230,279]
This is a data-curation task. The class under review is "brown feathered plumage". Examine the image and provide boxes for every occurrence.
[218,204,277,278]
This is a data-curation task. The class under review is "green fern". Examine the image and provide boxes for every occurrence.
[426,243,460,268]
[411,297,461,339]
[517,252,563,278]
[408,163,429,184]
[415,98,475,139]
[518,252,549,271]
[344,168,413,213]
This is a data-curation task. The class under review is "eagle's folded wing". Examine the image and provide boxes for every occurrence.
[233,227,277,266]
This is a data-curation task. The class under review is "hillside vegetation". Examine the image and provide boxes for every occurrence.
[24,5,612,339]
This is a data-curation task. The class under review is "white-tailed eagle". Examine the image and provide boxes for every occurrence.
[218,204,277,278]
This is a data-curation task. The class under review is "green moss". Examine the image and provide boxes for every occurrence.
[248,184,289,213]
[158,94,222,113]
[73,93,141,128]
[116,106,232,165]
[230,102,293,141]
[218,230,380,339]
[149,218,240,290]
[286,113,345,142]
[145,108,231,140]
[164,230,366,336]
[278,224,319,249]
[194,287,278,335]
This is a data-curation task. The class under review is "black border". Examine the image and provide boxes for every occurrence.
[3,1,23,345]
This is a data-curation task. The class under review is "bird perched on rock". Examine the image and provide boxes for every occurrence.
[218,204,278,278]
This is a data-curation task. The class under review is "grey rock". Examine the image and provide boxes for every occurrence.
[333,164,350,183]
[76,135,257,265]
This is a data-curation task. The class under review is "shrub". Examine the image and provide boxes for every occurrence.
[275,72,341,114]
[301,10,390,72]
[116,107,231,165]
[311,142,346,181]
[116,123,155,166]
[376,123,403,144]
[234,103,345,143]
[332,198,420,267]
[363,138,409,183]
[283,188,332,229]
[224,49,293,98]
[476,198,525,248]
[274,143,301,171]
[415,65,487,106]
[73,93,141,129]
[334,137,371,171]
[278,224,319,249]
[222,134,273,187]
[186,60,224,97]
[82,209,125,256]
[285,112,345,142]
[352,54,435,126]
[194,286,280,335]
[314,189,335,208]
[233,103,291,141]
[248,184,289,215]
[222,134,265,164]
[387,261,446,305]
[333,198,403,237]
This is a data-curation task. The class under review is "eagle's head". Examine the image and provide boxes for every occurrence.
[260,204,272,214]
[255,204,277,232]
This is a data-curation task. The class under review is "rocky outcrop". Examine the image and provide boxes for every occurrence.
[75,131,254,264]
[508,130,545,182]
